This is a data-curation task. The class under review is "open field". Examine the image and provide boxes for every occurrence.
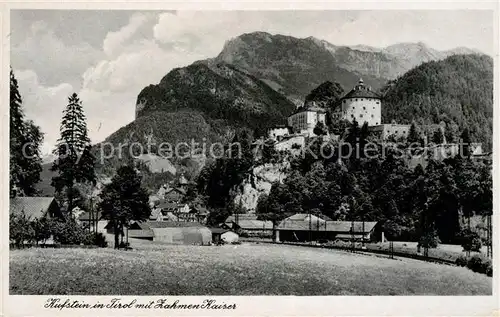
[10,242,492,295]
[242,238,488,263]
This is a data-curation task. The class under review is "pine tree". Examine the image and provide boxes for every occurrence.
[51,93,96,214]
[407,121,420,144]
[432,128,444,144]
[460,128,471,158]
[99,165,151,249]
[10,68,43,197]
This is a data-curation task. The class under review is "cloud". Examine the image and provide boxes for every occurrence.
[11,20,104,88]
[103,13,149,56]
[15,70,74,155]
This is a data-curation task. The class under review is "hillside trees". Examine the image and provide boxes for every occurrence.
[261,118,491,243]
[382,54,493,150]
[51,93,96,214]
[10,68,43,197]
[99,165,151,249]
[197,128,255,209]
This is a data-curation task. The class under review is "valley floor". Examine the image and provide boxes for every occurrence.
[10,242,491,295]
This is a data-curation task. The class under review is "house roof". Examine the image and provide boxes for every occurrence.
[158,201,179,210]
[278,214,378,233]
[341,79,380,100]
[278,219,327,231]
[78,210,102,221]
[10,197,59,219]
[135,221,206,230]
[209,228,230,234]
[286,213,331,222]
[235,219,274,230]
[225,214,259,223]
[326,221,378,233]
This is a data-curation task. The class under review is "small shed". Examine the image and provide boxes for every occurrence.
[209,228,239,244]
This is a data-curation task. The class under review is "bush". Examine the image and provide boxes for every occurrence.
[467,255,492,276]
[31,218,53,245]
[459,229,482,252]
[418,231,440,249]
[93,232,108,248]
[9,212,35,247]
[455,255,468,267]
[52,218,87,245]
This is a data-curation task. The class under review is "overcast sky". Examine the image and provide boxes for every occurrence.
[10,10,494,155]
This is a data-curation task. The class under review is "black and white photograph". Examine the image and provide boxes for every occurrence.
[2,3,498,315]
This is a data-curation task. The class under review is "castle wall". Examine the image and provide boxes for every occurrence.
[369,124,410,140]
[341,98,381,126]
[268,127,289,140]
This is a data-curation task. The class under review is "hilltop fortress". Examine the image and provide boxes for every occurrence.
[266,79,484,160]
[268,79,410,143]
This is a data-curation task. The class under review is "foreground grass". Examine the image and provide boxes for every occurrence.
[10,242,492,295]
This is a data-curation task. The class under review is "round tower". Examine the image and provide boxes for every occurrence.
[339,78,381,126]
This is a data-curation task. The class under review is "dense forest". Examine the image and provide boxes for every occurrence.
[196,121,492,245]
[381,54,493,150]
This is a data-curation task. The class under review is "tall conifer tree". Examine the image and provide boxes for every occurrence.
[10,68,43,197]
[51,93,96,214]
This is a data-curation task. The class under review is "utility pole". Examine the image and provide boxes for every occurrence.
[362,216,365,249]
[309,211,312,244]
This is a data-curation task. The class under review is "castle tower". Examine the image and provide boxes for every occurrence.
[335,78,381,126]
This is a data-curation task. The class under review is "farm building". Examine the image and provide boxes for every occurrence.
[127,221,212,245]
[10,196,63,220]
[77,210,108,232]
[277,213,384,243]
[224,214,273,237]
[209,228,239,244]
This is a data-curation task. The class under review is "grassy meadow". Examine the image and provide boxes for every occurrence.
[10,242,492,295]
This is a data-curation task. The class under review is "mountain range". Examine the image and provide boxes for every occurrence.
[36,32,492,195]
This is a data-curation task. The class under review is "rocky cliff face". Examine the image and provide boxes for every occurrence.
[233,162,289,212]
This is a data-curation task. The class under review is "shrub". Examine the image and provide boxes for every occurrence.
[31,218,53,245]
[93,232,108,248]
[467,255,492,276]
[418,231,440,249]
[10,212,35,247]
[459,229,482,252]
[81,232,96,246]
[52,218,87,245]
[455,255,468,267]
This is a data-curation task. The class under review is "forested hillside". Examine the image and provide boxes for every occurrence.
[382,54,493,150]
[136,62,296,135]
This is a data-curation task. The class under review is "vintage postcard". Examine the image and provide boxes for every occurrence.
[1,1,499,316]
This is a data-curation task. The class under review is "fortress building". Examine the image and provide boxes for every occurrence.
[332,79,381,126]
[287,103,327,136]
